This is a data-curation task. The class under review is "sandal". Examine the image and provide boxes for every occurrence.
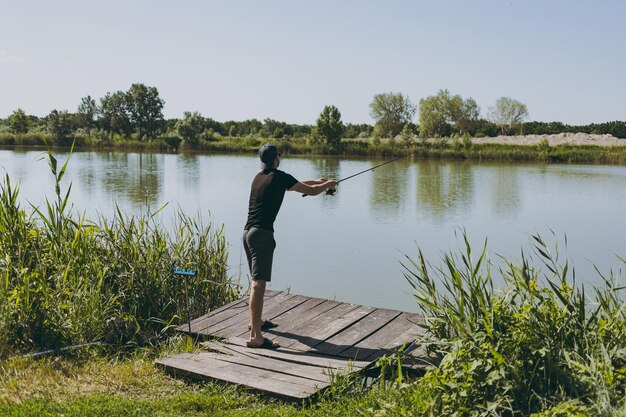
[246,337,280,350]
[248,320,278,331]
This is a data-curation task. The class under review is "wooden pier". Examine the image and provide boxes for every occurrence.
[156,290,432,401]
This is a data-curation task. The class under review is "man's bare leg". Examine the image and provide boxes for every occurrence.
[248,279,266,344]
[248,280,280,348]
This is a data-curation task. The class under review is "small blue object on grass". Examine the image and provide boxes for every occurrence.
[173,267,197,276]
[173,267,198,334]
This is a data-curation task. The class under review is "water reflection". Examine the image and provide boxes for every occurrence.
[415,160,474,218]
[179,154,200,188]
[371,162,409,215]
[491,165,520,216]
[101,153,162,205]
[308,157,341,182]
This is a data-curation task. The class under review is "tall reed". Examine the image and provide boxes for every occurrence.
[402,231,626,416]
[0,148,237,357]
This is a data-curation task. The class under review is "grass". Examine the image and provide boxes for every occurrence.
[0,146,239,357]
[0,339,258,417]
[0,336,407,417]
[400,231,626,416]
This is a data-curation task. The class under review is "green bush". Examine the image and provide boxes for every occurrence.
[399,232,626,416]
[0,148,238,357]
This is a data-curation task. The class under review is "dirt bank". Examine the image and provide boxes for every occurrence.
[471,132,625,147]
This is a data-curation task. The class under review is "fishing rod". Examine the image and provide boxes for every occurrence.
[304,152,413,197]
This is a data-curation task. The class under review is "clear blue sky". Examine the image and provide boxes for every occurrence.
[1,0,625,125]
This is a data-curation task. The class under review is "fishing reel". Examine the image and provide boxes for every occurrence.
[325,188,337,196]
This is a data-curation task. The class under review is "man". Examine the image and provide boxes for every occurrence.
[243,143,338,349]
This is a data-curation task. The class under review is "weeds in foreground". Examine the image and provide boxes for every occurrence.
[398,231,626,416]
[0,148,238,357]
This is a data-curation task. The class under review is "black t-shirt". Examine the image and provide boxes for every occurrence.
[244,168,299,232]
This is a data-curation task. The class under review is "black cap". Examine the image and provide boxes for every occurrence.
[259,143,279,166]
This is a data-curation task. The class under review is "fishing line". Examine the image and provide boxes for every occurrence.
[303,152,414,197]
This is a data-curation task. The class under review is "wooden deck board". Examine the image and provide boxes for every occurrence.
[201,338,370,371]
[210,291,296,337]
[183,290,282,334]
[339,312,422,360]
[277,304,374,352]
[190,349,332,383]
[156,353,323,399]
[231,294,312,338]
[312,308,401,358]
[160,291,429,401]
[261,299,340,343]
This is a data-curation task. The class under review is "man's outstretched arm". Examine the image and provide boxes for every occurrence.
[301,178,328,186]
[289,179,338,196]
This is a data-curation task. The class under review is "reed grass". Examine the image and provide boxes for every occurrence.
[0,147,238,357]
[400,231,626,416]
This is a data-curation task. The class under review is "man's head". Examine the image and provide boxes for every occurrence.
[259,143,281,168]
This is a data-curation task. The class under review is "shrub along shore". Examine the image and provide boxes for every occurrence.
[0,148,238,358]
[2,132,626,165]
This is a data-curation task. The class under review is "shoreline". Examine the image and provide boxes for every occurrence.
[469,132,625,147]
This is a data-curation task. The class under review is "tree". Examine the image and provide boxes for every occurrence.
[76,95,98,131]
[455,97,481,134]
[419,89,480,137]
[401,123,415,149]
[488,97,528,135]
[99,91,132,137]
[262,119,287,138]
[344,123,373,138]
[126,83,165,139]
[205,118,226,136]
[315,105,344,146]
[369,92,417,138]
[8,108,29,134]
[46,109,73,143]
[176,111,205,148]
[419,92,452,138]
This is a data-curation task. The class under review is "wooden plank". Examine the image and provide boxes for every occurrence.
[177,299,245,333]
[337,311,416,360]
[191,349,332,383]
[188,290,282,335]
[314,308,401,357]
[178,290,283,332]
[156,353,324,400]
[201,338,371,371]
[187,301,249,334]
[255,296,330,340]
[268,299,343,349]
[380,317,425,350]
[160,291,433,400]
[364,316,426,361]
[184,297,249,334]
[210,291,297,338]
[231,294,312,338]
[278,304,374,351]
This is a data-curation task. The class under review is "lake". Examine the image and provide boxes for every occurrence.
[1,148,625,312]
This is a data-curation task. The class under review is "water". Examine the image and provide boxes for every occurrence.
[1,149,625,312]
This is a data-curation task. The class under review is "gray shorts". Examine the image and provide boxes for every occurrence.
[242,227,276,282]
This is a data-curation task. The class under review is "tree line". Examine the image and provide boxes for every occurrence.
[2,84,625,150]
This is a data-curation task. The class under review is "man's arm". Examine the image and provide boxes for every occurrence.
[301,178,328,186]
[289,179,338,196]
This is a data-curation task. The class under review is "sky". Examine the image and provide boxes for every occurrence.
[1,0,625,125]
